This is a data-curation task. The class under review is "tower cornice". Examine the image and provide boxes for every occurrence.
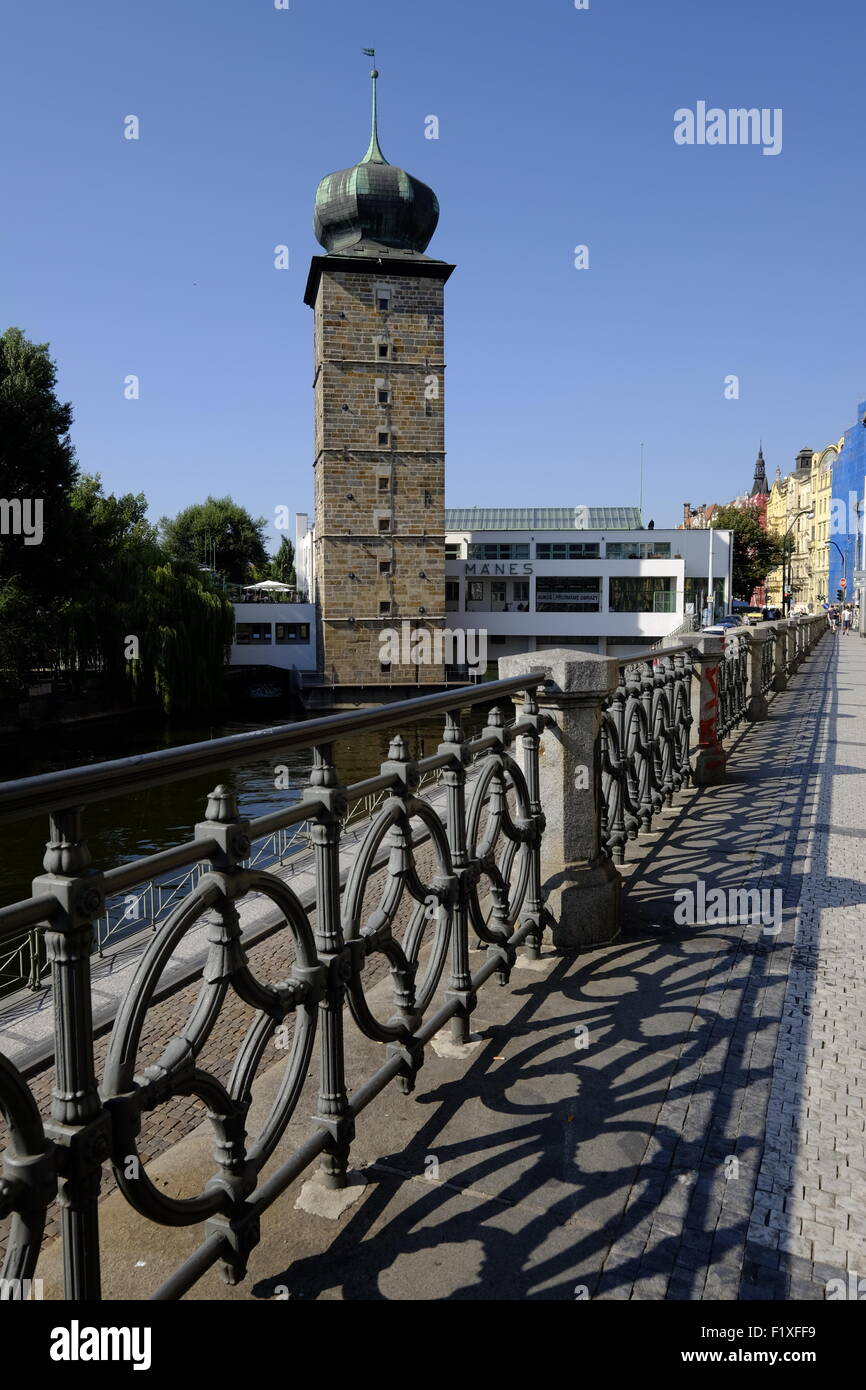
[305,253,456,307]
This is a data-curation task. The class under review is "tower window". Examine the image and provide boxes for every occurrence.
[379,560,391,575]
[377,342,390,359]
[375,286,392,312]
[377,387,390,406]
[378,430,390,447]
[378,516,391,533]
[377,474,390,493]
[379,600,392,615]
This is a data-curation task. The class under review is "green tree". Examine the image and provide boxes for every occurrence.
[711,504,785,600]
[142,561,236,715]
[0,327,78,598]
[159,496,268,585]
[62,476,234,713]
[268,535,296,587]
[59,475,163,690]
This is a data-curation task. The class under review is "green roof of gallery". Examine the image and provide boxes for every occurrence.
[444,508,645,532]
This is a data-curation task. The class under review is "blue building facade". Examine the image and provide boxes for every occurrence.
[829,397,866,601]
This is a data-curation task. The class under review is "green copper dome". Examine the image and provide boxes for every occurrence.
[313,69,439,255]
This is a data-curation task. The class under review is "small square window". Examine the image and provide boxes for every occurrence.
[376,289,391,312]
[380,661,391,673]
[378,516,391,533]
[379,560,391,575]
[377,475,390,493]
[378,431,390,446]
[377,342,389,358]
[379,600,391,615]
[378,388,389,405]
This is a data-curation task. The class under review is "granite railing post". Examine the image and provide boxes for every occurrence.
[498,649,621,949]
[783,618,796,676]
[793,616,806,668]
[773,621,789,691]
[690,634,727,784]
[745,631,771,721]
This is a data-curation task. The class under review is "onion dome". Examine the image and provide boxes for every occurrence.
[313,66,439,255]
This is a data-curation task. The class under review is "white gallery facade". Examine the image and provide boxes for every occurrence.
[443,508,733,659]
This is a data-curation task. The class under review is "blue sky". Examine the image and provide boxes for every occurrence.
[2,0,864,550]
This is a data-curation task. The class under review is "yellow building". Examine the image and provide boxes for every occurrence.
[809,441,842,606]
[765,442,843,610]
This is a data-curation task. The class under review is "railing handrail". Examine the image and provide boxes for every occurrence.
[0,672,546,825]
[616,638,701,665]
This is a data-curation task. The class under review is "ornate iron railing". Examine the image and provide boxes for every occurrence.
[717,631,749,738]
[760,634,775,693]
[601,645,696,863]
[0,674,547,1300]
[0,768,448,999]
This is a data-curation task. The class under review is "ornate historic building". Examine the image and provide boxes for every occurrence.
[764,443,842,610]
[304,66,455,688]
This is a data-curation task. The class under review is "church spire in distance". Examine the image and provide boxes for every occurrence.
[752,442,768,496]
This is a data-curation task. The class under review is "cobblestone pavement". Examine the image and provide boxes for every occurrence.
[15,630,866,1300]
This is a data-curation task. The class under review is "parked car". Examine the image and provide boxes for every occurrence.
[743,607,765,625]
[702,615,743,636]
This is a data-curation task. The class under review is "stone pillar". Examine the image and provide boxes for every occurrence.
[691,634,727,784]
[745,632,770,721]
[498,649,621,950]
[772,623,788,691]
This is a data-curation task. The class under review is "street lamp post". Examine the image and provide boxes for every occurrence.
[826,538,846,603]
[782,508,814,615]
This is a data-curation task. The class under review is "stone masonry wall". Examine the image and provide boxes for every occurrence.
[312,266,448,685]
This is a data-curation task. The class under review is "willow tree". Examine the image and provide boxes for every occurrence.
[143,562,235,715]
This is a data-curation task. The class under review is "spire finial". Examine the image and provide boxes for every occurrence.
[361,49,387,164]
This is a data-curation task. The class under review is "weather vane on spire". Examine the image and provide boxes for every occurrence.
[361,48,386,164]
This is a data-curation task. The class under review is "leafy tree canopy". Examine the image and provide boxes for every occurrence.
[711,503,785,600]
[159,496,269,585]
[271,535,296,586]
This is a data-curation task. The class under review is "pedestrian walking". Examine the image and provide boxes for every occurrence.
[843,606,853,635]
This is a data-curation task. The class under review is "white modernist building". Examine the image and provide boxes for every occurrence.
[227,513,317,675]
[444,508,733,660]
